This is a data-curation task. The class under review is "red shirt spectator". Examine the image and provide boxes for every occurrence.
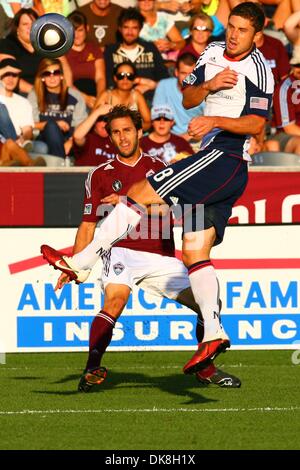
[73,131,117,166]
[256,34,290,84]
[273,73,300,129]
[141,133,193,163]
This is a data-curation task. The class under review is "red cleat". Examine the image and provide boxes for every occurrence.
[183,338,230,375]
[40,244,91,283]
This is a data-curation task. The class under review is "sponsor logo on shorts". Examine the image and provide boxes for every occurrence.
[112,179,122,192]
[113,262,125,275]
[84,203,92,215]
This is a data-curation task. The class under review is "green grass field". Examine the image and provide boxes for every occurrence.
[0,350,299,450]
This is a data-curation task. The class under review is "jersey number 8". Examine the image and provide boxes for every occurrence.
[153,167,174,182]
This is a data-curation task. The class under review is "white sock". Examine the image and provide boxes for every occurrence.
[188,261,222,342]
[73,200,143,269]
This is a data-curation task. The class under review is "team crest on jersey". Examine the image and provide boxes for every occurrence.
[184,73,197,85]
[112,179,122,192]
[113,262,125,275]
[84,203,92,215]
[146,169,155,178]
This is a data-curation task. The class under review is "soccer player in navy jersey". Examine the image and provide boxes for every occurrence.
[49,105,240,391]
[41,3,274,376]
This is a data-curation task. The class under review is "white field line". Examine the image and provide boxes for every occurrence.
[0,406,300,416]
[0,363,296,371]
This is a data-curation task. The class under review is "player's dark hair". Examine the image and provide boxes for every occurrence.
[176,52,197,69]
[229,2,265,33]
[118,8,144,29]
[67,10,88,29]
[105,105,143,135]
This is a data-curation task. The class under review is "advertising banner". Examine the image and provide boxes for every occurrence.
[1,226,300,352]
[1,170,300,226]
[230,171,300,224]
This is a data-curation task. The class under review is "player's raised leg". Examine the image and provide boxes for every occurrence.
[41,178,163,280]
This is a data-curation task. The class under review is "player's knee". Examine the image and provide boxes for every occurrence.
[181,251,194,267]
[103,296,127,317]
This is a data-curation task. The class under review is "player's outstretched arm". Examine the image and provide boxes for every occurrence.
[188,114,265,140]
[182,67,238,109]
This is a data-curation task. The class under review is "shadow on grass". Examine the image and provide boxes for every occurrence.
[11,376,42,380]
[32,370,217,405]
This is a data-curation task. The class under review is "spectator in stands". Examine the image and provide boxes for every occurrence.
[248,126,280,155]
[96,62,151,131]
[155,1,241,39]
[28,58,87,160]
[152,52,205,140]
[0,57,47,154]
[141,104,194,162]
[155,1,201,38]
[284,10,300,66]
[0,4,11,39]
[73,103,118,166]
[104,8,169,104]
[78,0,124,47]
[178,12,213,59]
[37,0,75,15]
[0,8,72,95]
[66,10,106,110]
[254,30,290,84]
[3,1,41,15]
[0,139,46,166]
[260,0,293,30]
[137,0,185,62]
[271,58,300,155]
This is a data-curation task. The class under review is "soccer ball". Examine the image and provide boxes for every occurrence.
[30,13,74,58]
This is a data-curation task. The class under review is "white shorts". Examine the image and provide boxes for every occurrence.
[102,247,190,300]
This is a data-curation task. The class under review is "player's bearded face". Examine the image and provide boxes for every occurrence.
[110,117,139,158]
[226,15,257,59]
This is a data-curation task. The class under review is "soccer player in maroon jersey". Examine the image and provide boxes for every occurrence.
[44,105,240,391]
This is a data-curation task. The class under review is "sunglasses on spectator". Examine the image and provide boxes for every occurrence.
[1,72,20,79]
[41,69,62,78]
[153,117,173,122]
[192,26,212,32]
[115,72,136,81]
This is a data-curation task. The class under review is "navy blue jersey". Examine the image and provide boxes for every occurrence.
[183,42,274,160]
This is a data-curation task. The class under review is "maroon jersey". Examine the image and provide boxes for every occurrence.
[82,154,175,256]
[66,42,103,82]
[141,133,194,163]
[73,131,118,166]
[258,34,290,84]
[273,74,300,128]
[178,43,200,60]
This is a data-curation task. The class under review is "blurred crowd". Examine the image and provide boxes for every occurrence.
[0,0,300,167]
